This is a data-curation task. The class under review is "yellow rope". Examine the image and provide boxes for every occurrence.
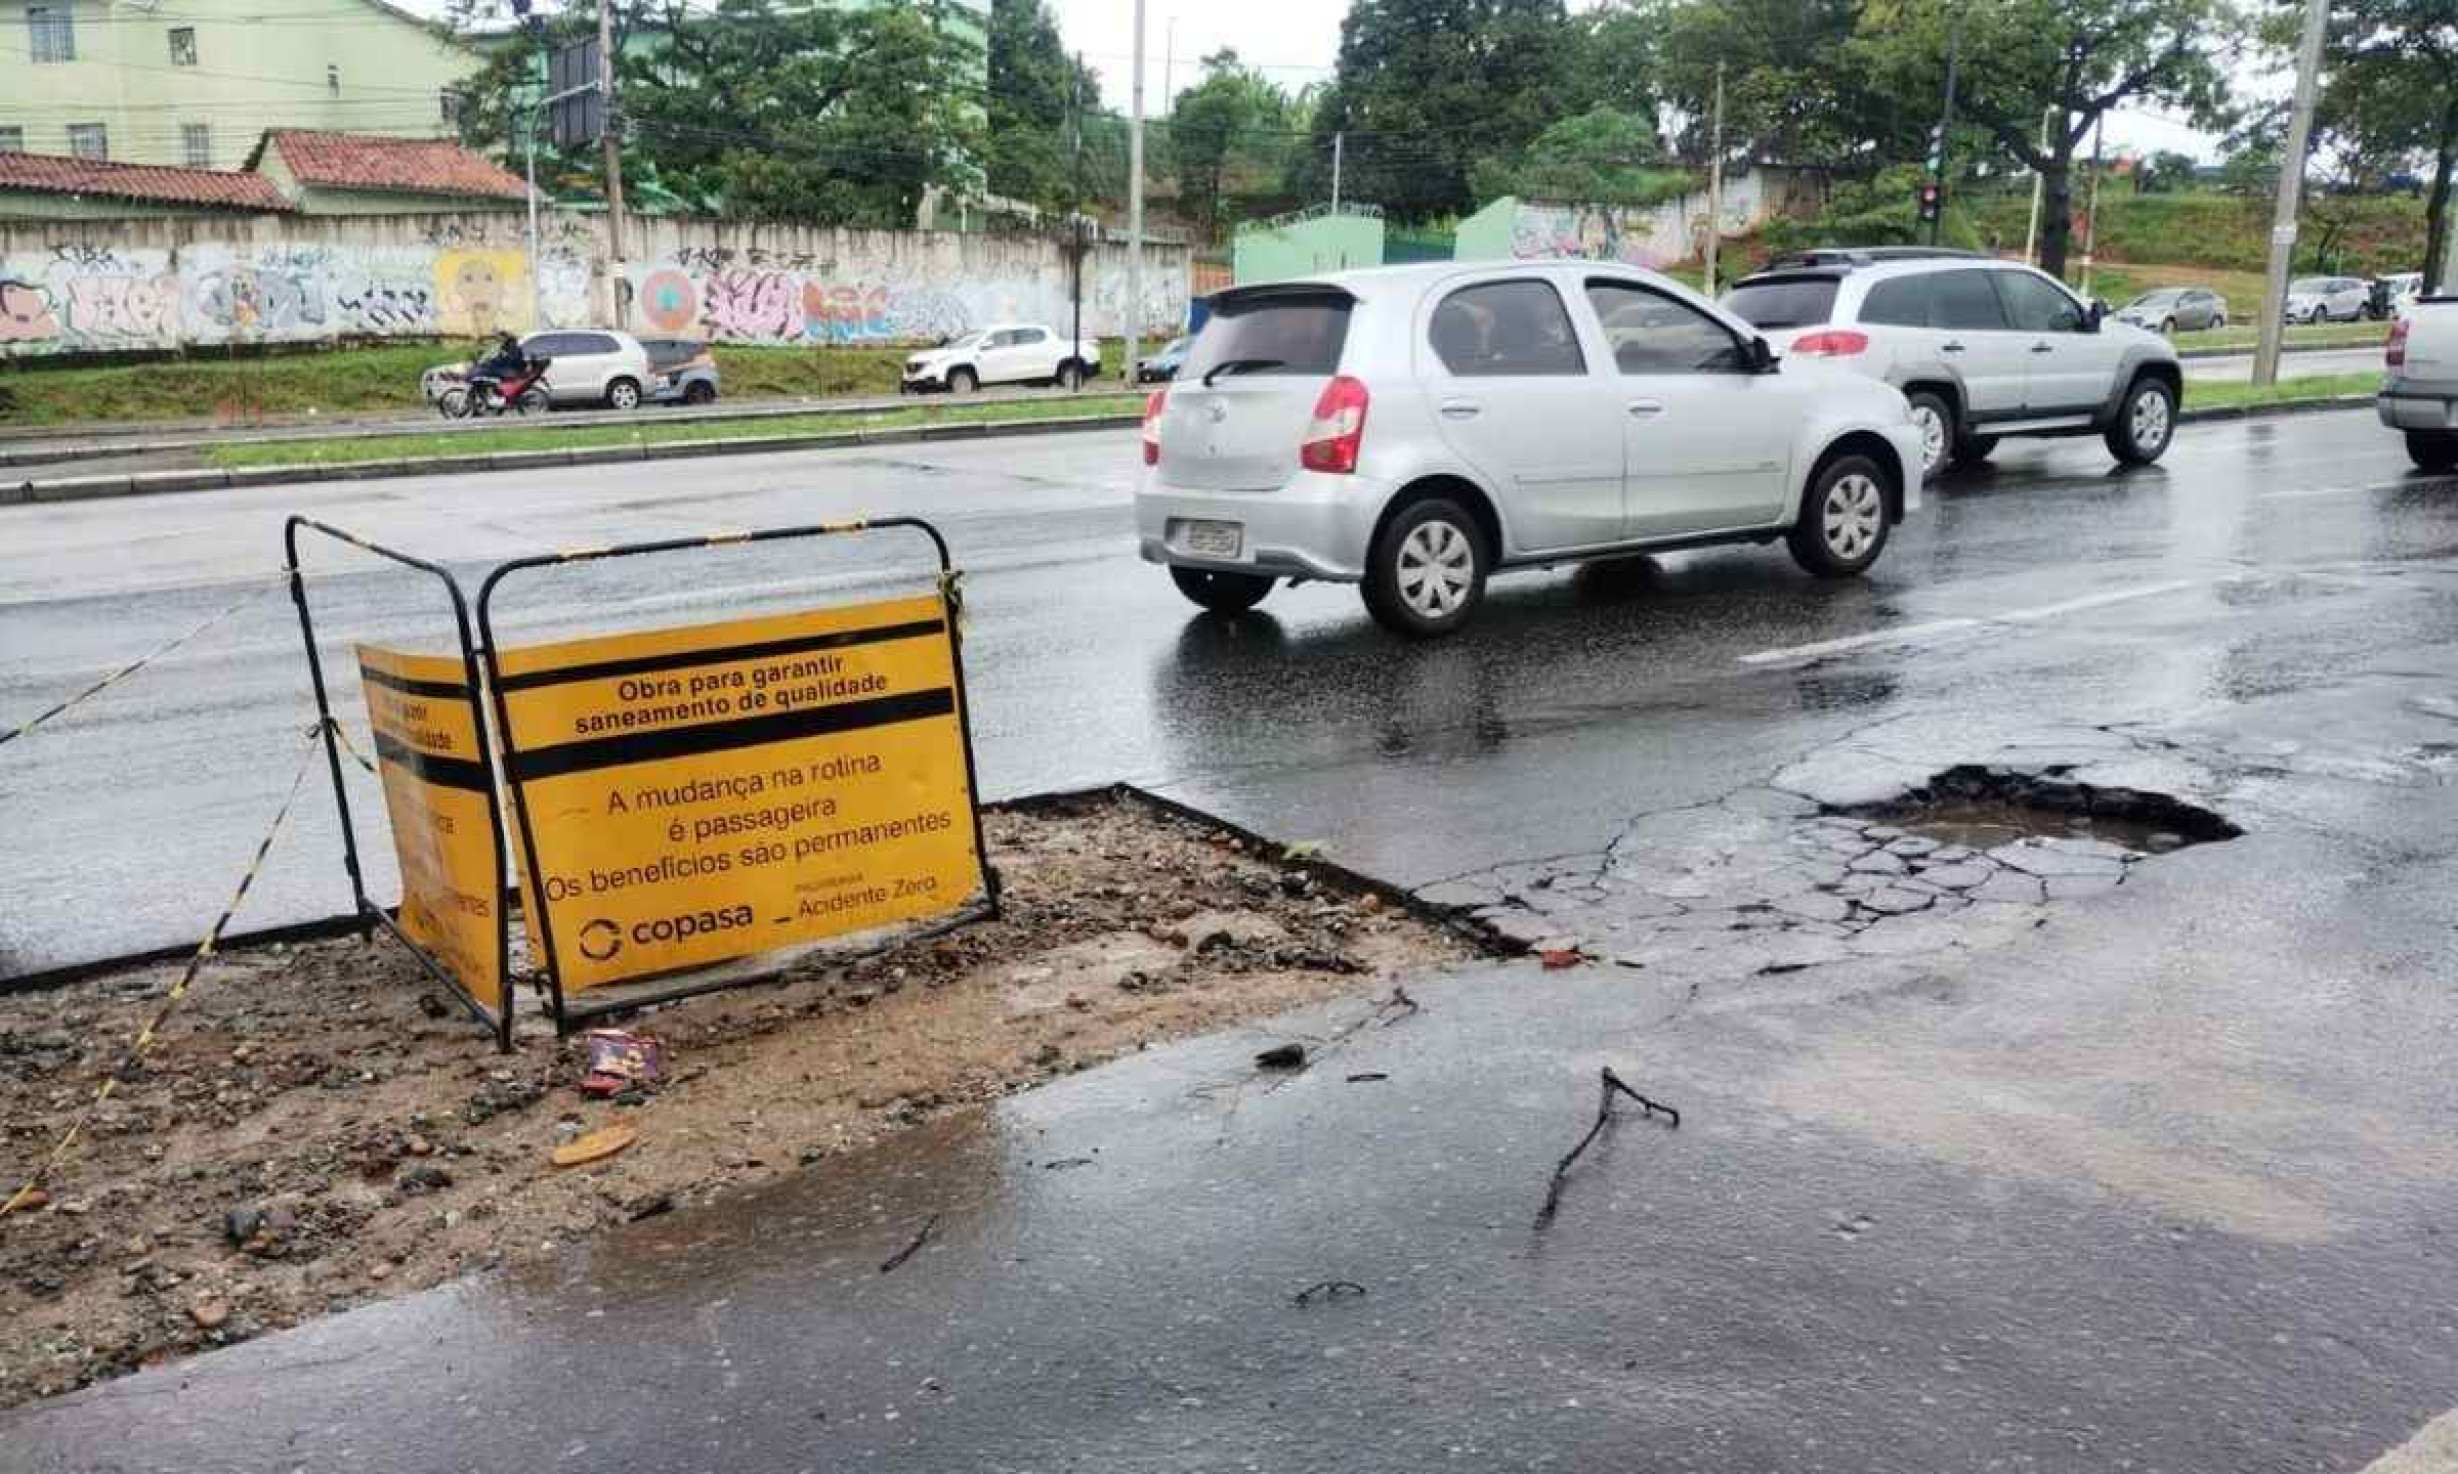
[0,576,284,749]
[1,726,324,1219]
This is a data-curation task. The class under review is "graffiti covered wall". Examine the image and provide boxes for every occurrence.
[0,211,596,358]
[0,210,1188,358]
[1454,169,1824,272]
[621,220,1190,348]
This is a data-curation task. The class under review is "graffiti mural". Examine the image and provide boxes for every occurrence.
[0,215,1192,357]
[1496,169,1810,272]
[623,245,1186,349]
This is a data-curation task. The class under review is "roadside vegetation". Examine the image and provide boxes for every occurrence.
[0,339,1133,429]
[2188,372,2381,412]
[200,392,1143,470]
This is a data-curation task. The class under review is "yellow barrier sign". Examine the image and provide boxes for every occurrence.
[493,594,983,992]
[356,644,503,999]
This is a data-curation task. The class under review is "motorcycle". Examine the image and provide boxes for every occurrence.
[437,355,553,419]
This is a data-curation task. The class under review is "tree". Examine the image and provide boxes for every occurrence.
[1857,0,2243,276]
[1470,107,1677,204]
[2140,148,2204,191]
[1563,2,1663,122]
[2303,0,2458,289]
[1654,0,1930,167]
[987,0,1101,215]
[448,0,982,227]
[1303,0,1582,221]
[1170,50,1297,240]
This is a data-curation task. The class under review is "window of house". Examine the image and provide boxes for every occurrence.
[440,87,463,124]
[28,5,76,63]
[168,26,196,66]
[67,123,106,161]
[327,64,340,96]
[181,123,211,168]
[0,127,23,154]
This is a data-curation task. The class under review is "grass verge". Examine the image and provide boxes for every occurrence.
[203,392,1143,469]
[2,339,1135,427]
[2188,371,2379,413]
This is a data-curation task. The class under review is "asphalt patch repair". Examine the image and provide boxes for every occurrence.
[0,791,1480,1407]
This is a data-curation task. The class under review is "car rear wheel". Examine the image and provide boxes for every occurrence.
[1364,497,1489,637]
[2212,313,2227,330]
[2159,317,2177,335]
[1787,455,1892,578]
[1905,390,1953,480]
[1169,565,1274,614]
[2407,431,2458,473]
[948,367,978,395]
[2106,375,2176,465]
[605,378,642,410]
[682,380,716,405]
[514,385,549,415]
[1057,361,1085,391]
[1950,433,1999,468]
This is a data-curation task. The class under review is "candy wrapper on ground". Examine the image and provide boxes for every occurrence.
[578,1029,663,1098]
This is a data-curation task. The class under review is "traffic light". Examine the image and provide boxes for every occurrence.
[1917,181,1943,224]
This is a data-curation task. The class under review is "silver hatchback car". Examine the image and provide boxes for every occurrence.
[1135,260,1925,637]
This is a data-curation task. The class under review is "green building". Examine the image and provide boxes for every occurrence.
[1232,205,1384,285]
[0,0,484,172]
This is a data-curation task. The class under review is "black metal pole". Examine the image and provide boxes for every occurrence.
[1932,4,1962,247]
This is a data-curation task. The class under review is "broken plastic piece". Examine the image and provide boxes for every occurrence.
[551,1123,639,1168]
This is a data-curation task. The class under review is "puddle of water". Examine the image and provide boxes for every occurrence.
[1864,766,2243,854]
[1893,800,2186,853]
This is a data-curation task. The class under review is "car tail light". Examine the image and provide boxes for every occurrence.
[1300,375,1370,474]
[1141,387,1167,465]
[2388,315,2411,368]
[1790,329,1870,358]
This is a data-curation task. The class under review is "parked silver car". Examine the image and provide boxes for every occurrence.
[641,337,721,405]
[2284,276,2373,325]
[421,329,656,410]
[1135,260,1925,638]
[2114,286,2227,334]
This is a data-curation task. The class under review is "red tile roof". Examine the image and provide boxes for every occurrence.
[0,151,291,211]
[259,130,528,201]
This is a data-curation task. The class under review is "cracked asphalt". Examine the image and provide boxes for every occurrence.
[9,408,2458,1468]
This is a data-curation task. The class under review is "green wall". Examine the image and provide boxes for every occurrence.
[1232,210,1385,285]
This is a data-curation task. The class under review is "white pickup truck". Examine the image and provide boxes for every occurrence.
[2383,300,2458,470]
[900,323,1101,394]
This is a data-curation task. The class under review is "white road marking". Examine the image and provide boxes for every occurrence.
[2356,1408,2458,1473]
[1738,580,2206,668]
[2260,478,2423,502]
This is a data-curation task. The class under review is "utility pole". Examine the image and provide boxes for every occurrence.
[596,0,626,326]
[1704,61,1725,294]
[1070,51,1083,393]
[1930,3,1962,248]
[2023,104,2054,266]
[1126,0,1146,386]
[1331,131,1343,212]
[2257,0,2329,387]
[1164,14,1175,117]
[2080,116,2104,298]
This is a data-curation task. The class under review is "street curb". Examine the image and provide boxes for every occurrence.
[2175,393,2376,423]
[2,410,1143,507]
[2175,339,2381,362]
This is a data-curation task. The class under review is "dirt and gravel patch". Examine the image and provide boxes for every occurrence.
[0,791,1481,1407]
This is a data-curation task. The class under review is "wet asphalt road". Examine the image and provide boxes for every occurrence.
[0,406,2436,979]
[9,407,2458,1469]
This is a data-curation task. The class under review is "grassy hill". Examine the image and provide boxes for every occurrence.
[1964,189,2429,278]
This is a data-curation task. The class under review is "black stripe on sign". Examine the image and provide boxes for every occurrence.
[495,618,946,693]
[360,664,470,701]
[372,731,494,793]
[509,687,955,782]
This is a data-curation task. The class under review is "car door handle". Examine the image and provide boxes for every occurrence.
[2030,342,2056,354]
[1626,400,1666,418]
[1439,399,1482,420]
[1940,340,1967,354]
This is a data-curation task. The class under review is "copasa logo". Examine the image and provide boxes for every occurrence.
[578,918,623,962]
[632,905,756,946]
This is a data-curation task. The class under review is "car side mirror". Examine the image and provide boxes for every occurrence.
[2086,300,2107,333]
[1747,335,1778,373]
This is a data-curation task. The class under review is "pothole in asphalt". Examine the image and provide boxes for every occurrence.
[1854,765,2243,856]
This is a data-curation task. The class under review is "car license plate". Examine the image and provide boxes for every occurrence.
[1179,520,1242,558]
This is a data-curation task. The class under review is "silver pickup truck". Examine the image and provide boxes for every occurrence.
[2382,300,2458,470]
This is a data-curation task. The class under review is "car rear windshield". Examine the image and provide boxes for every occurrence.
[1179,290,1353,382]
[644,339,705,368]
[1720,276,1841,329]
